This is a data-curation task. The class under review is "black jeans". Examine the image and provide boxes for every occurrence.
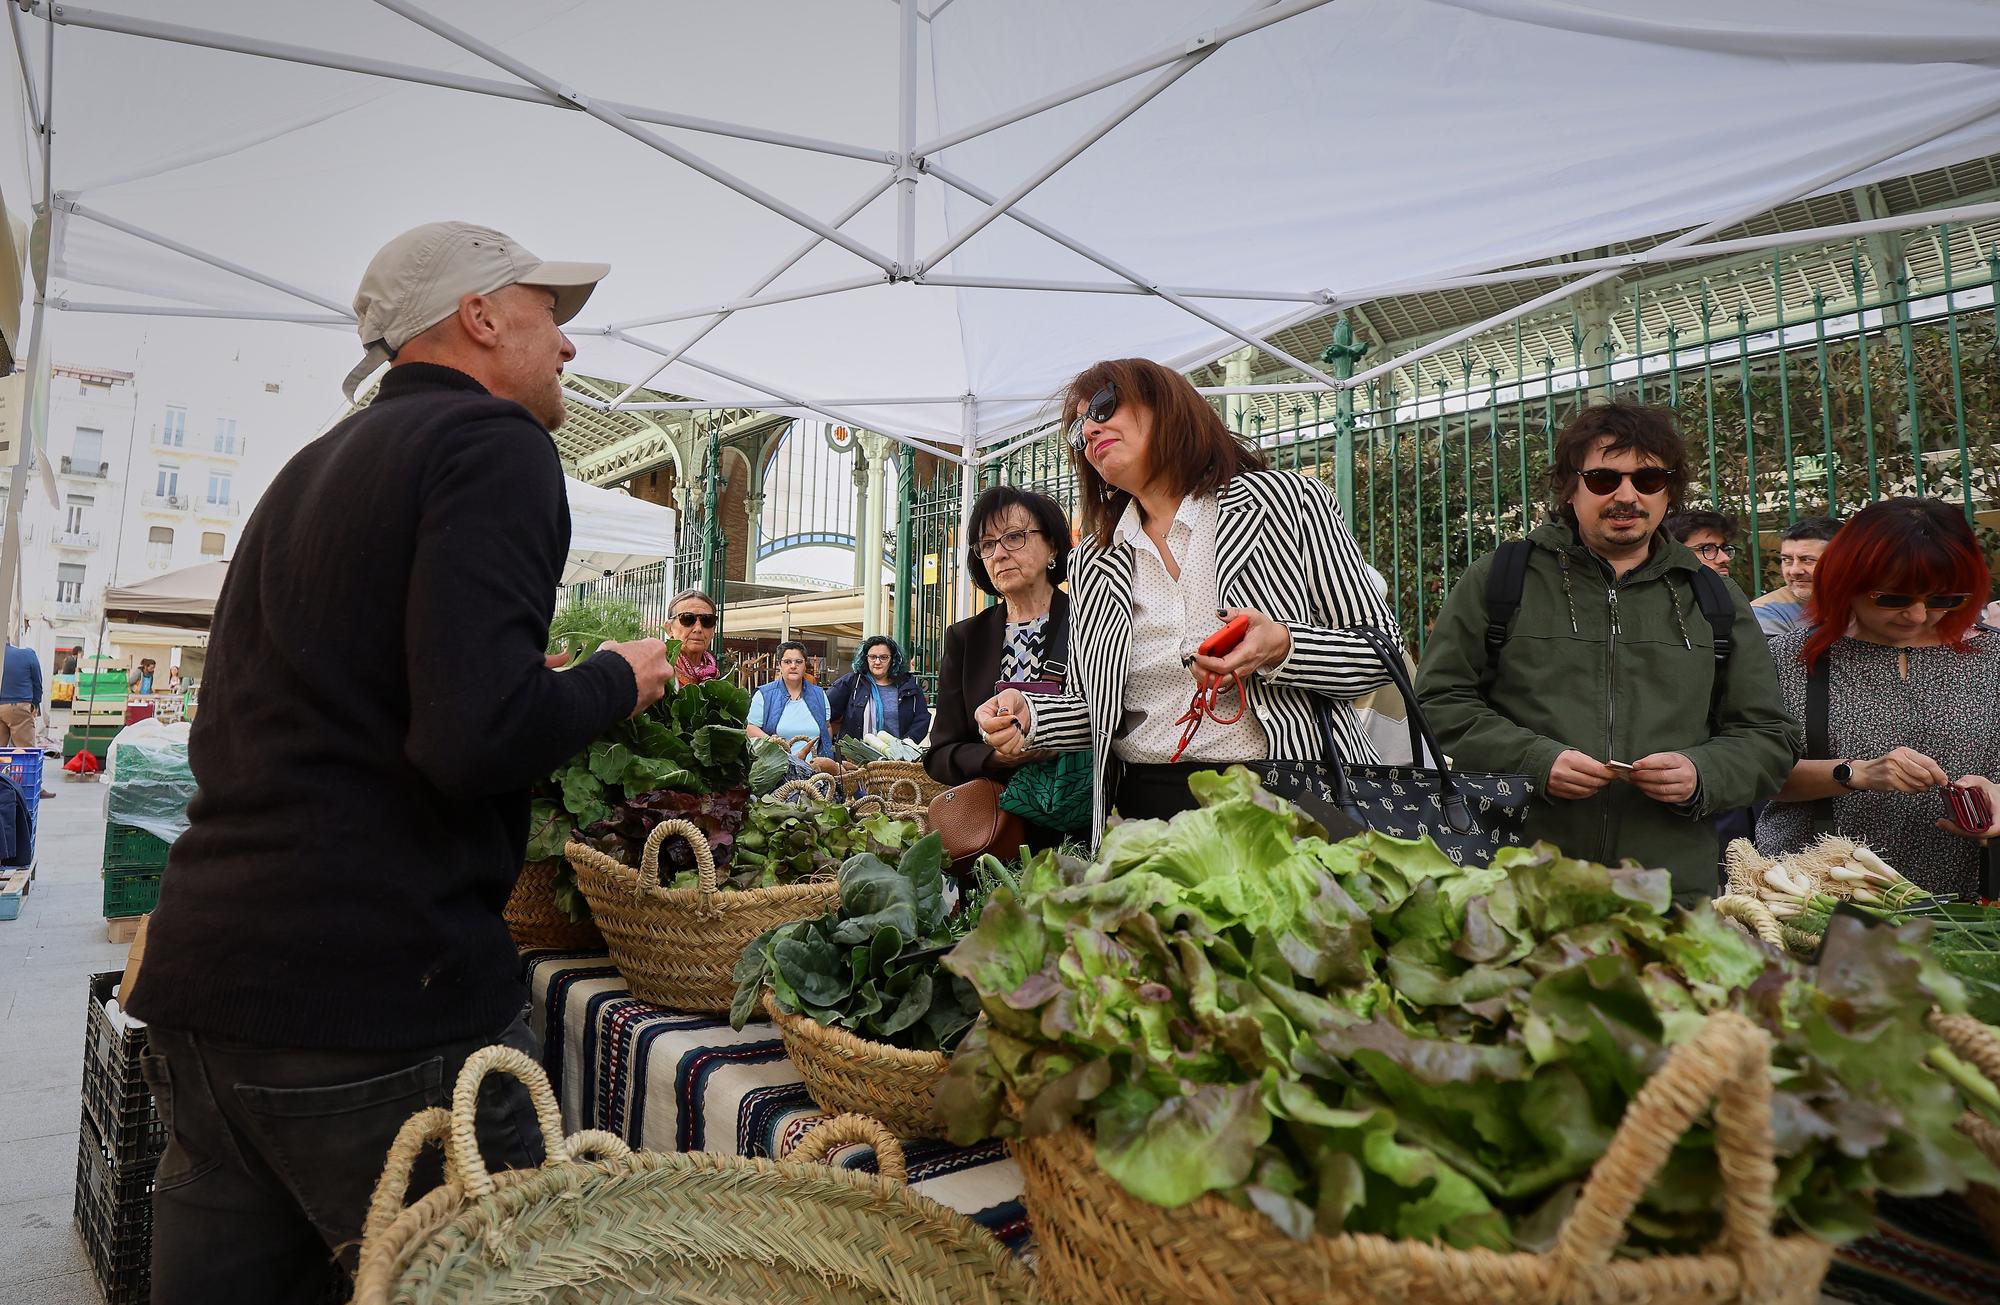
[139,1014,544,1305]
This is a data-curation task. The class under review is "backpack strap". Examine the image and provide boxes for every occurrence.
[1480,540,1535,687]
[1804,652,1835,840]
[1687,567,1735,728]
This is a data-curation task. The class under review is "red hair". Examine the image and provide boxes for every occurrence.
[1800,497,1992,666]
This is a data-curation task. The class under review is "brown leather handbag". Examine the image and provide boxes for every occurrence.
[928,778,1024,870]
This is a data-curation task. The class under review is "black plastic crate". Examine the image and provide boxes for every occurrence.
[81,971,166,1165]
[74,1111,156,1305]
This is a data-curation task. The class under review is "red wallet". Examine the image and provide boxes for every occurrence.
[1946,781,1994,834]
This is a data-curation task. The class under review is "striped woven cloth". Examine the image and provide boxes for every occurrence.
[524,949,1029,1250]
[1823,1194,1999,1305]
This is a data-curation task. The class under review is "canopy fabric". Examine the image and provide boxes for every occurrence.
[102,560,229,629]
[563,476,675,585]
[7,1,2000,454]
[720,587,869,640]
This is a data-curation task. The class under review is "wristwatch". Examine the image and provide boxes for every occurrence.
[1832,761,1859,791]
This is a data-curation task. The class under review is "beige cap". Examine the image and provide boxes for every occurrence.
[343,221,608,398]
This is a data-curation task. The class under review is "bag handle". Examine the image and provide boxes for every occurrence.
[781,1113,908,1185]
[1329,624,1479,834]
[637,817,717,904]
[1805,653,1835,840]
[773,775,837,805]
[1546,1012,1779,1301]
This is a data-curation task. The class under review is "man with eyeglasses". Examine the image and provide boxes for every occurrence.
[1664,509,1741,580]
[1416,403,1798,902]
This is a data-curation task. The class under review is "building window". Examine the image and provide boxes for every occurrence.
[206,472,232,505]
[65,495,93,534]
[147,526,174,567]
[56,562,86,605]
[156,466,180,499]
[214,417,238,455]
[200,531,225,558]
[73,426,104,465]
[160,406,186,447]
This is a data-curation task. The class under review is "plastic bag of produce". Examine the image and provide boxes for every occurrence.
[104,719,197,845]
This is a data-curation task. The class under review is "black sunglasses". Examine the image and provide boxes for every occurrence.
[1868,591,1971,611]
[1577,466,1670,496]
[1065,383,1118,454]
[674,612,718,629]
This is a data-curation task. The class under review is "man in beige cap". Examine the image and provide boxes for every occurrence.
[129,222,672,1301]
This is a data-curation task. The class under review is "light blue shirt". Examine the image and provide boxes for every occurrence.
[751,691,822,746]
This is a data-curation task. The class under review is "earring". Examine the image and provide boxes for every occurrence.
[1046,559,1055,571]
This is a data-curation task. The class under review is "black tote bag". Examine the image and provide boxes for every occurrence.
[1250,625,1535,867]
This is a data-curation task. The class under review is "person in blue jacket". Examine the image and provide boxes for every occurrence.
[746,641,833,761]
[827,636,931,745]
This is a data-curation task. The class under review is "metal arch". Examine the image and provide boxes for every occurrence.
[759,530,857,561]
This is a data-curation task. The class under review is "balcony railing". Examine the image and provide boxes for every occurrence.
[59,455,110,479]
[52,599,89,619]
[212,437,245,457]
[52,530,98,549]
[143,491,191,512]
[196,497,241,518]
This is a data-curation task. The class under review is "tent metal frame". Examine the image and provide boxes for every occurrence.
[7,0,2000,621]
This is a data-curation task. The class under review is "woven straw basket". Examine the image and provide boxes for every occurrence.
[865,760,947,806]
[503,858,605,952]
[569,817,838,1013]
[352,1045,1041,1305]
[1016,1013,1831,1305]
[763,992,950,1138]
[1930,1011,2000,1249]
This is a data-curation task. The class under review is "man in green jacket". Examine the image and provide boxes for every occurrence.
[1415,403,1799,899]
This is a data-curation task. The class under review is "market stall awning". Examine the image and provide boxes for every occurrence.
[721,587,868,639]
[102,560,227,630]
[563,476,675,586]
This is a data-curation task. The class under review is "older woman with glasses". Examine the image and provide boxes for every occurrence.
[1757,497,2000,897]
[925,486,1073,790]
[668,588,721,687]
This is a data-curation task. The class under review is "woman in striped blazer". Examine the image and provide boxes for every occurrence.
[974,357,1401,838]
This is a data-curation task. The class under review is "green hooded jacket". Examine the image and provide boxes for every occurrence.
[1414,522,1800,896]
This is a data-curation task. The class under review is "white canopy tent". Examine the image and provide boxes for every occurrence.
[4,0,2000,611]
[562,476,675,586]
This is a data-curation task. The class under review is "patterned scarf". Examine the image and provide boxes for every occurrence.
[675,650,720,686]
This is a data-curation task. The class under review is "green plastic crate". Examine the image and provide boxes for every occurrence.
[102,866,161,919]
[103,824,171,872]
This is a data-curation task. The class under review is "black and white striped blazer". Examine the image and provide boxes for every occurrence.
[1028,469,1402,838]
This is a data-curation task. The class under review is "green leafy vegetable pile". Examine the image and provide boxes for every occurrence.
[727,795,922,891]
[731,831,981,1053]
[940,767,1992,1253]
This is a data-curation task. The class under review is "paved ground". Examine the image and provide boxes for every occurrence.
[1,772,123,1305]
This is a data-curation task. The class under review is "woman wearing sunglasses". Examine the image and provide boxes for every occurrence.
[972,357,1399,835]
[1756,497,2000,897]
[667,588,722,687]
[827,635,931,745]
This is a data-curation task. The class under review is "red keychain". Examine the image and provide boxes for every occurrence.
[1170,616,1251,763]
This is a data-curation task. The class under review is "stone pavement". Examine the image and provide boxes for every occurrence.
[0,773,123,1305]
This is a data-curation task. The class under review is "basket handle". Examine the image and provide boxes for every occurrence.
[884,776,926,807]
[636,818,716,898]
[447,1045,574,1199]
[773,776,836,804]
[563,1128,634,1164]
[359,1106,454,1252]
[1712,894,1783,949]
[1547,1012,1776,1298]
[1931,1011,2000,1084]
[782,1113,907,1185]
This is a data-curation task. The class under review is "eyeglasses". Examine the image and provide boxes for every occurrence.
[1868,592,1971,611]
[1691,543,1736,561]
[1577,466,1671,496]
[674,612,718,629]
[1064,383,1119,454]
[975,528,1042,558]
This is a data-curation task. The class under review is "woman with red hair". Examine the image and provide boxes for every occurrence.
[1756,498,2000,896]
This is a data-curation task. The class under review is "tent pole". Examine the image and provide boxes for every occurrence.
[917,46,1214,272]
[603,175,899,405]
[1345,95,2000,392]
[915,0,1336,156]
[54,299,352,326]
[924,161,1344,387]
[954,399,976,622]
[371,0,901,273]
[30,2,892,163]
[603,274,884,334]
[0,6,55,641]
[61,200,354,315]
[896,0,918,274]
[1332,196,2000,305]
[6,2,42,131]
[920,272,1324,303]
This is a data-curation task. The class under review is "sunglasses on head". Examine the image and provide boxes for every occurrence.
[674,612,718,629]
[1065,383,1118,454]
[1867,591,1971,611]
[1577,466,1670,496]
